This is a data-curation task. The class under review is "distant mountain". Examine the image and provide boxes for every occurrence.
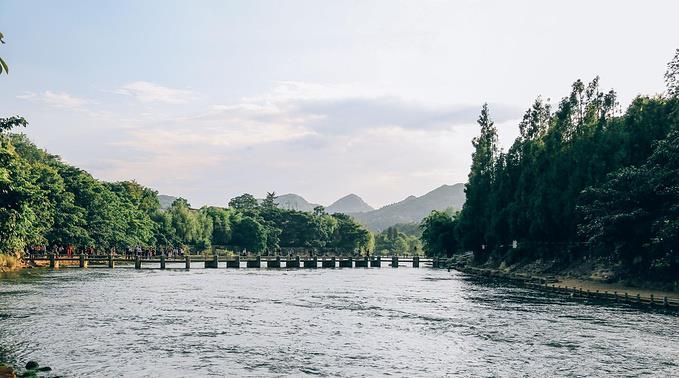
[158,194,179,210]
[326,194,374,214]
[350,183,465,231]
[274,193,321,212]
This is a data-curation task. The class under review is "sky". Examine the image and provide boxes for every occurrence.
[1,0,677,208]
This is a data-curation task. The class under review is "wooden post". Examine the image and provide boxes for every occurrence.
[664,296,669,307]
[135,255,141,269]
[413,256,419,268]
[108,253,115,268]
[185,254,191,269]
[391,255,399,268]
[49,253,56,269]
[160,254,166,270]
[79,253,88,268]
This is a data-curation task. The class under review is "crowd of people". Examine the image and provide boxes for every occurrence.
[25,245,188,259]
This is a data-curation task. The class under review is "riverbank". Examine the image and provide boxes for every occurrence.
[0,254,23,273]
[447,256,679,307]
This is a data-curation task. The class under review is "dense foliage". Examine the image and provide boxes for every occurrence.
[421,51,679,281]
[373,225,421,256]
[0,130,373,255]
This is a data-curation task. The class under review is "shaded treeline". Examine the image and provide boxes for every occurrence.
[421,50,679,282]
[0,129,372,255]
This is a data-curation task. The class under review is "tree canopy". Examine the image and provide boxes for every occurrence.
[420,51,679,281]
[0,131,374,255]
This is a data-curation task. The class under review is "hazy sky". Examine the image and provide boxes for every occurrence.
[1,1,677,208]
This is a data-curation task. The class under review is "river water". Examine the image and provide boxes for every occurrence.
[0,265,677,377]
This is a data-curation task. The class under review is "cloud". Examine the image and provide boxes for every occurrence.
[290,97,522,133]
[35,80,523,207]
[17,90,91,109]
[115,81,199,104]
[218,81,524,135]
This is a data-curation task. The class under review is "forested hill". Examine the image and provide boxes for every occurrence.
[351,184,465,231]
[251,185,465,232]
[271,193,320,212]
[420,50,679,284]
[326,194,374,214]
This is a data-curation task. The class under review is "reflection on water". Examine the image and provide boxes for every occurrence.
[1,266,678,376]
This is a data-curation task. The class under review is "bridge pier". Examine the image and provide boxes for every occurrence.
[185,255,191,269]
[135,255,141,269]
[79,254,88,268]
[160,254,166,270]
[287,256,301,268]
[413,256,419,268]
[391,256,399,268]
[227,256,240,268]
[370,256,381,267]
[355,256,368,268]
[268,256,281,268]
[304,257,318,268]
[339,257,352,268]
[247,255,261,268]
[205,254,219,268]
[322,257,335,268]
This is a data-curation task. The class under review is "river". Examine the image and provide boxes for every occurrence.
[1,265,677,377]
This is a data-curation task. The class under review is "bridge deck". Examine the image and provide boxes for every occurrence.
[28,255,435,269]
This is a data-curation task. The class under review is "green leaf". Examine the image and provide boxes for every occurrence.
[0,57,7,74]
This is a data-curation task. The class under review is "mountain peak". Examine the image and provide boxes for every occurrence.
[326,194,374,214]
[350,183,465,231]
[274,193,321,212]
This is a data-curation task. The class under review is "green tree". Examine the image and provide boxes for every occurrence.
[420,211,459,257]
[458,103,498,254]
[331,213,372,254]
[202,206,231,245]
[261,191,278,210]
[665,48,679,98]
[231,216,267,252]
[228,193,259,212]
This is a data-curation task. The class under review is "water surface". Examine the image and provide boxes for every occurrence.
[1,266,677,377]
